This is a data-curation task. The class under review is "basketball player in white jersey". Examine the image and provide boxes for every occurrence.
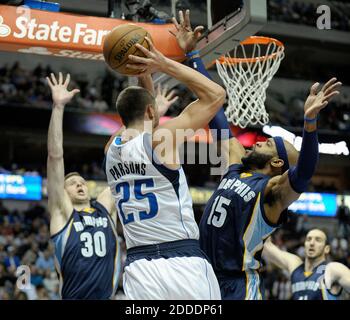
[104,20,226,299]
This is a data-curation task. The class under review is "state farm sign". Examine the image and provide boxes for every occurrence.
[0,5,184,61]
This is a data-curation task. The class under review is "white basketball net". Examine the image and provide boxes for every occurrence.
[216,38,285,128]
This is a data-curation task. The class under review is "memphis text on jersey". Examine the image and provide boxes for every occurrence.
[218,176,256,202]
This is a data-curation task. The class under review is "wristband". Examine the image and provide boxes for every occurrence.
[304,116,318,123]
[185,50,200,58]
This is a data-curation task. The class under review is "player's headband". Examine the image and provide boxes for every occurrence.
[273,136,289,173]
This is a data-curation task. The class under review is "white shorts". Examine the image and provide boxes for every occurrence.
[123,240,221,300]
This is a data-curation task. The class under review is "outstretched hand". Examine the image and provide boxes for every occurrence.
[46,72,80,107]
[304,78,342,119]
[171,9,204,54]
[127,37,167,77]
[156,84,179,117]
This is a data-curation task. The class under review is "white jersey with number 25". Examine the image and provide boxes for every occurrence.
[105,132,199,249]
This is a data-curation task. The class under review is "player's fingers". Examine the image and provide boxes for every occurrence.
[169,96,179,104]
[318,101,328,110]
[321,77,337,92]
[166,90,176,100]
[179,10,185,26]
[134,43,152,57]
[71,89,80,96]
[323,82,342,96]
[162,84,168,96]
[310,82,319,95]
[64,73,71,87]
[126,63,148,71]
[172,17,180,31]
[157,84,161,96]
[184,9,191,29]
[194,26,204,39]
[46,77,53,89]
[128,54,150,64]
[168,30,177,37]
[58,72,63,85]
[144,37,156,52]
[323,91,340,101]
[50,73,58,85]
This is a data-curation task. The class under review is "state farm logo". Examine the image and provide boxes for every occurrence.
[13,16,110,46]
[0,15,11,37]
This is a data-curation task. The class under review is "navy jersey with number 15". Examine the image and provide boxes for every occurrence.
[199,164,284,299]
[51,201,120,300]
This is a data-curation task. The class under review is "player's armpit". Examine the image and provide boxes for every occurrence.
[228,137,245,165]
[325,262,350,293]
[262,237,302,275]
[138,75,155,96]
[263,171,300,224]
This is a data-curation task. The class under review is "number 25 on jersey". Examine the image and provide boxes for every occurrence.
[116,178,159,225]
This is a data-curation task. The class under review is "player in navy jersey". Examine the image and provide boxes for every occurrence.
[173,11,343,300]
[46,73,120,299]
[196,74,342,298]
[263,229,350,300]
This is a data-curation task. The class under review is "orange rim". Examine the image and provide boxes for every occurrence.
[218,36,284,64]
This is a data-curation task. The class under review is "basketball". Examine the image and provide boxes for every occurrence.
[103,24,152,76]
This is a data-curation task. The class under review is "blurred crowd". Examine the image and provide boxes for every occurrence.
[1,60,350,132]
[0,201,58,300]
[268,0,350,31]
[0,62,128,112]
[0,200,127,300]
[268,87,350,131]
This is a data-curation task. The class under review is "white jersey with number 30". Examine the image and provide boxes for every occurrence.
[105,132,199,249]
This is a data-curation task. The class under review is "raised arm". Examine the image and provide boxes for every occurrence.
[264,78,342,224]
[262,237,302,275]
[46,73,80,235]
[171,9,245,166]
[325,262,350,293]
[138,75,155,96]
[126,37,225,167]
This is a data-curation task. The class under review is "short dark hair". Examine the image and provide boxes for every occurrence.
[64,172,82,181]
[116,86,155,126]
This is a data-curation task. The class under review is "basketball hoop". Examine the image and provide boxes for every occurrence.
[216,36,285,128]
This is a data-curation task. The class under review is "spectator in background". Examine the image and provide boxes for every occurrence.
[35,248,55,273]
[336,196,350,238]
[4,246,20,273]
[272,272,292,300]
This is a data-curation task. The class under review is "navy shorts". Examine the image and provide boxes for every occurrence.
[218,270,265,300]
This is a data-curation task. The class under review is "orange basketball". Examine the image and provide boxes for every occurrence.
[103,24,152,76]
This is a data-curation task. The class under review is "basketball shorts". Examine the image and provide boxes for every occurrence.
[123,239,221,300]
[218,270,265,300]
